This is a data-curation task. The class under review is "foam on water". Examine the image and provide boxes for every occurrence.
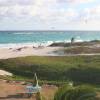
[0,31,100,48]
[0,41,54,48]
[74,36,83,42]
[13,32,34,35]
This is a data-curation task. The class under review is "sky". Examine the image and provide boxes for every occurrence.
[0,0,100,30]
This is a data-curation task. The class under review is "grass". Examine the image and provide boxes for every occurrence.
[0,56,100,85]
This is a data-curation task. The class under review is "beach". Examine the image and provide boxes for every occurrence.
[0,46,62,59]
[0,0,100,99]
[0,40,100,59]
[0,31,100,59]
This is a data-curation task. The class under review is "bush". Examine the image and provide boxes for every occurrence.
[54,85,98,100]
[0,56,100,84]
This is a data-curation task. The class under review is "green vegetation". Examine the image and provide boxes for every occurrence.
[63,46,100,54]
[0,56,100,84]
[54,85,98,100]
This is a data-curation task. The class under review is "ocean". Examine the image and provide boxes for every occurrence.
[0,31,100,48]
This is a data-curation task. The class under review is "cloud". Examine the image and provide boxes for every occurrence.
[0,0,99,26]
[0,0,95,6]
[0,0,34,6]
[72,0,94,4]
[79,5,100,23]
[58,0,95,4]
[0,0,58,19]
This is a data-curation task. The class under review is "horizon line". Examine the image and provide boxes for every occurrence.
[0,30,100,32]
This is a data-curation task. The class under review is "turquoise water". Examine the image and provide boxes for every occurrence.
[0,31,100,48]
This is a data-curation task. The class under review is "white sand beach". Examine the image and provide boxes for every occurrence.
[0,46,61,59]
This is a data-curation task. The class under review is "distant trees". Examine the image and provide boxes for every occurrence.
[54,85,98,100]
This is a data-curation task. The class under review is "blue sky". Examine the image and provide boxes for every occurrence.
[0,0,100,30]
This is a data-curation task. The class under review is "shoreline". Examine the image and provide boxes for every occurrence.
[0,40,100,49]
[0,41,100,59]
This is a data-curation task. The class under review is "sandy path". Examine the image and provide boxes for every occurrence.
[0,80,57,100]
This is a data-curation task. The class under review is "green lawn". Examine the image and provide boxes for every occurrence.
[0,56,100,85]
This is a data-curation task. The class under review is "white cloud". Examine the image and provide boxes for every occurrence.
[72,0,94,4]
[58,0,95,4]
[79,5,100,23]
[0,0,34,6]
[0,0,98,21]
[0,0,95,6]
[0,0,100,30]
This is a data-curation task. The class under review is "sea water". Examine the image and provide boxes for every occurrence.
[0,31,100,48]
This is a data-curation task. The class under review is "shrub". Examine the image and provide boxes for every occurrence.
[54,85,98,100]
